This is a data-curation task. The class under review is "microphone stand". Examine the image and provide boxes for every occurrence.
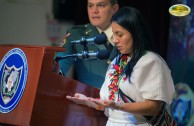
[54,55,76,62]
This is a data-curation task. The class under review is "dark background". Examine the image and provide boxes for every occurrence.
[53,0,172,60]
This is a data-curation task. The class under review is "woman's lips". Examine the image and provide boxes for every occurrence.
[117,46,122,50]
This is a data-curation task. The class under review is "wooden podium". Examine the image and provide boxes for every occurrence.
[0,45,107,126]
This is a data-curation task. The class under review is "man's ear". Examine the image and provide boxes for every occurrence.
[112,4,119,14]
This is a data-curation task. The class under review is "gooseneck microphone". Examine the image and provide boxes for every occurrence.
[70,33,107,45]
[55,50,110,61]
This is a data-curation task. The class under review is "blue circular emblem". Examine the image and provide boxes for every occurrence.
[0,48,28,113]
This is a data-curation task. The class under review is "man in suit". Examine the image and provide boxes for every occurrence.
[56,0,119,88]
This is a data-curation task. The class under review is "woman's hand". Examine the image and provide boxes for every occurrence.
[66,93,89,105]
[66,93,104,110]
[90,99,120,110]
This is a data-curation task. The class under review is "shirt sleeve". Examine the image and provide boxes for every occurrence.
[132,52,175,104]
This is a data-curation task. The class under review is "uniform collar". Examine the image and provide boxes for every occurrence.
[96,25,114,46]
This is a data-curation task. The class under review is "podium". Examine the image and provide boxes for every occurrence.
[0,45,107,126]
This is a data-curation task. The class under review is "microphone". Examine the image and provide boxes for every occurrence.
[55,50,110,61]
[70,33,107,45]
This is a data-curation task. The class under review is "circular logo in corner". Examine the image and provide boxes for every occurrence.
[0,48,28,113]
[169,4,191,17]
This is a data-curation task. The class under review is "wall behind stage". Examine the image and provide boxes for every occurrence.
[167,0,194,91]
[0,2,49,45]
[0,0,74,46]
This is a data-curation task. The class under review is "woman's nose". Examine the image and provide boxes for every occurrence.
[112,36,118,44]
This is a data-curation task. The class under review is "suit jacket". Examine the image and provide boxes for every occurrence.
[56,23,118,88]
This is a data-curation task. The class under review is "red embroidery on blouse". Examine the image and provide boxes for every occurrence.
[108,54,129,100]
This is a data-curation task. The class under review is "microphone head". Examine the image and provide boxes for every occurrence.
[94,33,107,45]
[97,50,110,60]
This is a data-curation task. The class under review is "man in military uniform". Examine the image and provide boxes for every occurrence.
[56,0,119,88]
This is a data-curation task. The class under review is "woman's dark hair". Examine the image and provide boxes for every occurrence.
[112,6,155,80]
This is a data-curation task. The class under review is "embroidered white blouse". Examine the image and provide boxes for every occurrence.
[100,51,175,125]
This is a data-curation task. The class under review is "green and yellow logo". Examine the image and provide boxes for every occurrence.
[169,4,191,17]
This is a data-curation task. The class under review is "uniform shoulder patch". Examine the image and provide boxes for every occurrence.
[68,24,91,36]
[70,24,87,31]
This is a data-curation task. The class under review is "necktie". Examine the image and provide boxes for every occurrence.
[101,32,113,53]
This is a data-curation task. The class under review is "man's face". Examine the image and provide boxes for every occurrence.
[87,0,118,30]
